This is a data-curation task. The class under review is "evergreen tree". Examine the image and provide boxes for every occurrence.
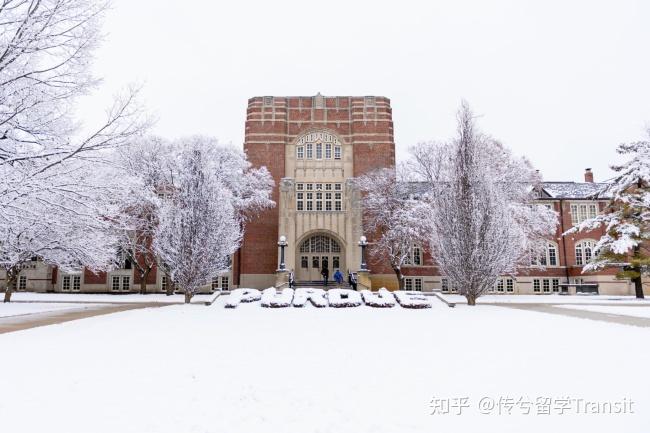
[568,130,650,298]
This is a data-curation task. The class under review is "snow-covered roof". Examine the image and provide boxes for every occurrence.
[540,182,610,199]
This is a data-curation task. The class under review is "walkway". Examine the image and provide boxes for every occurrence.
[500,303,650,328]
[0,303,166,334]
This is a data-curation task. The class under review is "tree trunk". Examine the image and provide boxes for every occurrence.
[633,273,645,299]
[166,276,174,296]
[466,293,477,306]
[139,267,151,295]
[184,291,192,304]
[393,267,404,290]
[3,269,18,303]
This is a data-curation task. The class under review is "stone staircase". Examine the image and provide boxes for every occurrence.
[292,280,353,290]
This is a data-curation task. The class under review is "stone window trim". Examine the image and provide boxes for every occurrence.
[570,202,598,226]
[575,239,597,266]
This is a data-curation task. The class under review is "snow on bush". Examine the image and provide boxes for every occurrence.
[261,288,294,308]
[292,288,328,308]
[327,289,363,308]
[393,291,432,309]
[224,289,262,308]
[361,288,396,308]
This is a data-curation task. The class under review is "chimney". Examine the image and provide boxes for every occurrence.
[584,168,594,183]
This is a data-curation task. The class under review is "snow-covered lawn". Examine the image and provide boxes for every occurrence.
[0,302,101,318]
[556,305,650,319]
[0,297,647,433]
[438,293,650,305]
[7,291,219,304]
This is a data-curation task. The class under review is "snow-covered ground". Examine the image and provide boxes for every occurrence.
[7,291,220,304]
[438,293,650,305]
[0,302,101,318]
[0,297,647,433]
[556,304,650,319]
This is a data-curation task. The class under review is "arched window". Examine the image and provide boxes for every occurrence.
[531,242,559,267]
[299,235,341,253]
[575,240,596,266]
[295,132,342,161]
[404,244,423,266]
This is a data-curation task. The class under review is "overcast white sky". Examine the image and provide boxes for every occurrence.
[78,0,650,182]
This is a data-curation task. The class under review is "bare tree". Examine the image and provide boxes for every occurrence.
[413,102,557,305]
[0,1,148,299]
[153,137,274,303]
[356,167,429,289]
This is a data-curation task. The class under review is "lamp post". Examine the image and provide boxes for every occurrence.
[358,235,368,272]
[277,235,288,271]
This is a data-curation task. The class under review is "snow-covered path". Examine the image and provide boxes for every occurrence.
[0,297,647,433]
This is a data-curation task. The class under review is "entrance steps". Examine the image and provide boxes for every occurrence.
[292,281,353,290]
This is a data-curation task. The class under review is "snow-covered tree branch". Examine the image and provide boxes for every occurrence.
[565,128,650,299]
[412,101,557,305]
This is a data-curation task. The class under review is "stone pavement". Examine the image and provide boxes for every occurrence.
[0,303,167,334]
[499,303,650,328]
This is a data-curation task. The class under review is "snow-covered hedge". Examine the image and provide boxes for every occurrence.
[393,291,431,309]
[261,287,294,308]
[327,288,362,308]
[224,288,262,308]
[292,288,328,308]
[361,288,396,308]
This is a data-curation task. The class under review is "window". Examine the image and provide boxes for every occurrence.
[325,143,332,159]
[221,277,229,291]
[112,276,121,292]
[570,203,598,225]
[334,146,341,160]
[211,277,219,291]
[506,279,514,293]
[404,278,413,290]
[543,279,550,293]
[295,132,342,161]
[301,256,308,268]
[533,279,541,293]
[552,279,560,292]
[532,242,559,267]
[333,256,340,269]
[297,146,304,159]
[441,278,457,293]
[312,256,320,268]
[575,240,595,266]
[315,143,322,159]
[496,279,504,292]
[300,235,342,253]
[414,278,423,291]
[306,143,313,159]
[161,276,168,293]
[404,245,423,266]
[63,275,82,292]
[18,275,27,291]
[297,184,344,212]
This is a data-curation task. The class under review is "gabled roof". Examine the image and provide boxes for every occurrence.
[540,182,610,199]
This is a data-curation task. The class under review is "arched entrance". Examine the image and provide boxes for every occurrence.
[296,234,345,281]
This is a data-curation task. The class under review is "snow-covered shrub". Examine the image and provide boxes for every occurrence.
[292,288,328,308]
[327,289,362,308]
[261,288,294,308]
[393,291,431,309]
[361,288,396,308]
[224,289,262,308]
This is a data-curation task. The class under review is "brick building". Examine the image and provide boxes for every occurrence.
[1,94,645,296]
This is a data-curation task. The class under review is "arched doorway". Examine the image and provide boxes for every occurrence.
[296,234,345,281]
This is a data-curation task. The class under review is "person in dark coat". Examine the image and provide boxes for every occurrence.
[321,266,329,287]
[348,271,358,291]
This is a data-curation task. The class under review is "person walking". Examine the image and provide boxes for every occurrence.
[321,266,329,287]
[333,269,344,286]
[348,271,358,291]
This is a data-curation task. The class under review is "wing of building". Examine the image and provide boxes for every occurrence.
[2,95,645,296]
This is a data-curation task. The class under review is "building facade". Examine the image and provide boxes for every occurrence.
[1,94,646,296]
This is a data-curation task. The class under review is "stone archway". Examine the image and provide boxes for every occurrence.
[296,233,345,282]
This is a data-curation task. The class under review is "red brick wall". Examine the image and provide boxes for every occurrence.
[238,95,397,278]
